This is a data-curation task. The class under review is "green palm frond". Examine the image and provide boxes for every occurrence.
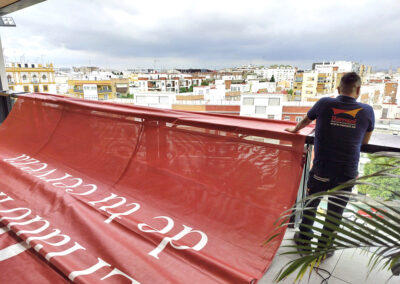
[265,151,400,282]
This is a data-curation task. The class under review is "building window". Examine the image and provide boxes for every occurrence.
[268,115,275,119]
[104,94,108,100]
[268,98,280,106]
[284,116,290,120]
[34,85,39,92]
[295,116,302,122]
[24,86,30,92]
[255,106,266,114]
[243,98,254,106]
[22,75,28,81]
[7,75,12,83]
[42,74,47,80]
[43,85,49,92]
[159,96,169,105]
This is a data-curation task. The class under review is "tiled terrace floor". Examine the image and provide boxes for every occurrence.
[259,229,398,284]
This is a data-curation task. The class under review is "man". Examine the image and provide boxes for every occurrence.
[285,72,375,258]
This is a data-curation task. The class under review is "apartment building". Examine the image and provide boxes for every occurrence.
[282,103,314,122]
[6,62,56,93]
[313,61,360,73]
[360,84,385,105]
[301,72,318,100]
[254,66,296,85]
[67,78,129,100]
[384,81,399,104]
[293,70,345,101]
[240,94,284,119]
[293,72,304,101]
[134,92,176,109]
[316,73,334,95]
[137,74,204,93]
[248,79,276,93]
[172,102,240,115]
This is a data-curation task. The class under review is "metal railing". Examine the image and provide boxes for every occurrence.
[292,133,400,228]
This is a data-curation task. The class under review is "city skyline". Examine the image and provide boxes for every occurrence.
[1,0,400,70]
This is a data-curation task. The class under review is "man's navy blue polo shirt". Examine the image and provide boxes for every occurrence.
[307,95,375,178]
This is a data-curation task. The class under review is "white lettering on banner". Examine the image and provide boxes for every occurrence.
[69,258,111,281]
[20,163,48,172]
[148,225,208,259]
[138,216,174,234]
[0,242,30,261]
[7,215,50,236]
[89,193,126,208]
[0,207,32,221]
[33,169,58,178]
[101,268,141,284]
[89,194,141,224]
[10,159,39,167]
[104,203,140,224]
[53,177,83,189]
[68,184,98,195]
[0,192,139,283]
[27,229,71,248]
[0,192,13,203]
[41,173,72,183]
[3,154,30,162]
[2,154,209,258]
[45,242,86,261]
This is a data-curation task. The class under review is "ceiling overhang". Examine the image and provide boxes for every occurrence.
[0,0,46,16]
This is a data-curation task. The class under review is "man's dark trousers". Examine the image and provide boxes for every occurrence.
[298,167,355,248]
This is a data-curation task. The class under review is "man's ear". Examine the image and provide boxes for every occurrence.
[337,86,340,94]
[356,86,361,95]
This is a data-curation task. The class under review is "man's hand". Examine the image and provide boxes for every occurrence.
[284,116,313,134]
[285,127,298,133]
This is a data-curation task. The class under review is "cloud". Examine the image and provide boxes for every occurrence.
[2,0,400,69]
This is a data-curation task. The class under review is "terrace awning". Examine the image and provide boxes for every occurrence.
[0,93,313,283]
[0,0,46,16]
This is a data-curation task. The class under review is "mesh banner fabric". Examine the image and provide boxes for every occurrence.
[0,94,314,283]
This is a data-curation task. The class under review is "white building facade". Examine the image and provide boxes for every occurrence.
[240,94,284,119]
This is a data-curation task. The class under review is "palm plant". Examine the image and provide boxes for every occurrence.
[265,151,400,282]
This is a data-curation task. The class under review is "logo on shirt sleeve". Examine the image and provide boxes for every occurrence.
[331,108,363,128]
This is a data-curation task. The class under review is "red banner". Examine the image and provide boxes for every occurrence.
[0,94,313,283]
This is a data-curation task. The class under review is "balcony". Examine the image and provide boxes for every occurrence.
[261,229,397,284]
[259,133,400,284]
[1,93,399,284]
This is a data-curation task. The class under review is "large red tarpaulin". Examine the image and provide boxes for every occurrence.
[0,93,313,283]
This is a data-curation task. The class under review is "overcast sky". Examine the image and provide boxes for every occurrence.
[1,0,400,70]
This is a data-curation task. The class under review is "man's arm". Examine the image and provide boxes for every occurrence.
[285,115,313,133]
[362,131,373,145]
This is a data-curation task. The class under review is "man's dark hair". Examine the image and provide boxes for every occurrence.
[339,72,361,95]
